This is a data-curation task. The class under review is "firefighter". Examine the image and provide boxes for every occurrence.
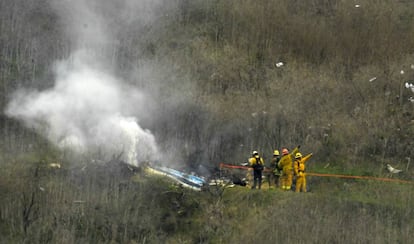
[293,152,313,192]
[249,150,264,189]
[278,146,299,191]
[267,150,281,189]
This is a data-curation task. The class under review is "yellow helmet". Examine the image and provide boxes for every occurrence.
[295,152,302,159]
[273,150,280,156]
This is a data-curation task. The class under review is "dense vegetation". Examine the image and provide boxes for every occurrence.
[1,158,413,243]
[1,0,413,243]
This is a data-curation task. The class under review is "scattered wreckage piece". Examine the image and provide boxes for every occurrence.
[145,164,206,191]
[386,164,403,174]
[208,178,235,188]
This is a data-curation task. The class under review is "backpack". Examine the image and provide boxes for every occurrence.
[253,157,264,171]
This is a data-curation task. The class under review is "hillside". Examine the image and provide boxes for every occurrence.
[0,0,414,243]
[1,159,412,243]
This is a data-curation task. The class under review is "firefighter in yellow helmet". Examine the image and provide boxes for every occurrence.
[267,149,281,188]
[293,151,313,192]
[249,150,264,189]
[277,146,299,191]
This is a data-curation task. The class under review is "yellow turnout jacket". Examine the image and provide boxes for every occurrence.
[278,147,299,174]
[294,153,313,176]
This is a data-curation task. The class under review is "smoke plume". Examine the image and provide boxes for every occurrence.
[5,0,162,166]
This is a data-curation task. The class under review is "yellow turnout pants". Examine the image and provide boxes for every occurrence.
[295,174,306,192]
[281,171,293,190]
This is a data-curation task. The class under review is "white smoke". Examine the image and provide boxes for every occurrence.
[5,0,163,166]
[6,50,158,166]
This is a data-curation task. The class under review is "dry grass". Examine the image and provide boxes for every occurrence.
[1,1,414,243]
[2,158,412,243]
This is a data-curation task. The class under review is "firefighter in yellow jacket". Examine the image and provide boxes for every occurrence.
[249,151,264,189]
[293,152,313,192]
[277,146,299,191]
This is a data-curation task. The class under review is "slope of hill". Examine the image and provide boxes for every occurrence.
[0,158,412,243]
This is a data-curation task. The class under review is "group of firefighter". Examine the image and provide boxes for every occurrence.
[248,146,313,192]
